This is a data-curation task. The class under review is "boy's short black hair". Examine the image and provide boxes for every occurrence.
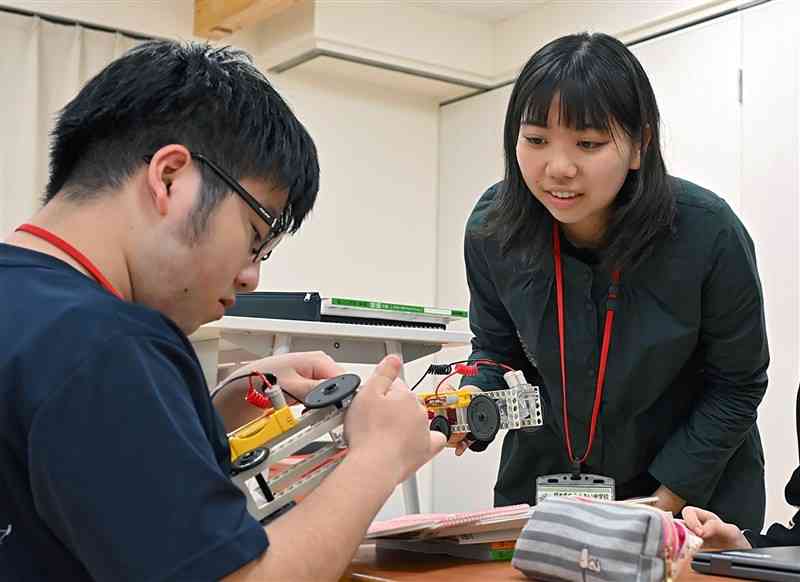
[46,40,319,234]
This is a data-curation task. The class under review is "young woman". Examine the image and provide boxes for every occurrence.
[459,32,768,530]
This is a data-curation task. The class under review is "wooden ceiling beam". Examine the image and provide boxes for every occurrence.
[194,0,301,39]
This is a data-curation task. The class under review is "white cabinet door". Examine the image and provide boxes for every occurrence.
[741,0,800,529]
[631,12,742,210]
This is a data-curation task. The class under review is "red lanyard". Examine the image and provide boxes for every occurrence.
[552,222,620,470]
[15,223,123,300]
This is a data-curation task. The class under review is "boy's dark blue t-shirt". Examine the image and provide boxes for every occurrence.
[0,243,268,581]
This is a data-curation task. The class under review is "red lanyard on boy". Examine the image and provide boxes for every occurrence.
[551,221,620,474]
[15,223,123,300]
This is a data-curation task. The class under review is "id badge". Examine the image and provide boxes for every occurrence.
[535,473,615,504]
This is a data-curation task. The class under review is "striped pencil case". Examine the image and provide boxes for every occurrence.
[512,497,702,582]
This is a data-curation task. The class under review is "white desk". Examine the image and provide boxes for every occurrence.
[189,316,472,514]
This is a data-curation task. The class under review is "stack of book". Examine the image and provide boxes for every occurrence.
[226,292,467,330]
[365,504,532,561]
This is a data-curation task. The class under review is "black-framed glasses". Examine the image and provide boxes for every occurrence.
[143,152,291,262]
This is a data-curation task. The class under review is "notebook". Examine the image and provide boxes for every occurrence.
[692,546,800,581]
[422,504,532,538]
[366,504,531,540]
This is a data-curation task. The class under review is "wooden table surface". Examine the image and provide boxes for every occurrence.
[344,544,733,582]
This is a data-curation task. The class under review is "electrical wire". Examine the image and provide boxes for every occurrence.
[409,358,514,392]
[209,371,303,404]
[410,360,465,391]
[246,371,274,409]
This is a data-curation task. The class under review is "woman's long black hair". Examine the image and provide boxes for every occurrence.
[485,32,675,272]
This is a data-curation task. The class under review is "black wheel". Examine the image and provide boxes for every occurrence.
[231,447,268,475]
[304,373,361,409]
[466,394,501,442]
[429,415,452,440]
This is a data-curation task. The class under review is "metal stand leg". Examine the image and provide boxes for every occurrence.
[272,333,292,356]
[386,340,421,514]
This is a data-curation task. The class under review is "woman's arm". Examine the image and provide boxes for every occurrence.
[462,224,534,390]
[649,203,769,508]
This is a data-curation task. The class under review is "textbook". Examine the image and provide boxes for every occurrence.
[321,297,467,328]
[446,528,524,544]
[226,291,466,329]
[366,497,658,542]
[366,504,532,541]
[374,538,517,561]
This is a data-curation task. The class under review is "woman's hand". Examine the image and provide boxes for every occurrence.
[431,384,482,456]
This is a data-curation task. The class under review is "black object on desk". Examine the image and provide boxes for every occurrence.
[226,291,322,322]
[692,546,800,581]
[225,291,449,329]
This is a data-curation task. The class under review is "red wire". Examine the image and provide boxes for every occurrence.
[254,371,272,388]
[583,291,618,461]
[435,371,460,396]
[552,221,621,466]
[553,224,574,461]
[453,363,479,376]
[245,372,272,409]
[432,360,513,397]
[471,359,514,372]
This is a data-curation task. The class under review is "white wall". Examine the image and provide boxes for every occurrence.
[436,86,510,312]
[263,64,440,307]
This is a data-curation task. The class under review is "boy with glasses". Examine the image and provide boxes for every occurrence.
[0,40,445,581]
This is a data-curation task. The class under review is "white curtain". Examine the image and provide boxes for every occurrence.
[0,11,140,237]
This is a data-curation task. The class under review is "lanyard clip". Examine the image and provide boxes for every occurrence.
[570,461,582,479]
[607,283,620,311]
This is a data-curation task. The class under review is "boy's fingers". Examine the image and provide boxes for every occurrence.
[367,355,402,395]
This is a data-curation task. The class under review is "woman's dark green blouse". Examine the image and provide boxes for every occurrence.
[462,177,768,530]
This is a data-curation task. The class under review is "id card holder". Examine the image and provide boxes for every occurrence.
[535,473,615,504]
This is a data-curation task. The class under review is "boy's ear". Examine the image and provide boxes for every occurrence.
[144,145,192,216]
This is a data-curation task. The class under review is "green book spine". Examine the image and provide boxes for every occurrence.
[330,297,465,318]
